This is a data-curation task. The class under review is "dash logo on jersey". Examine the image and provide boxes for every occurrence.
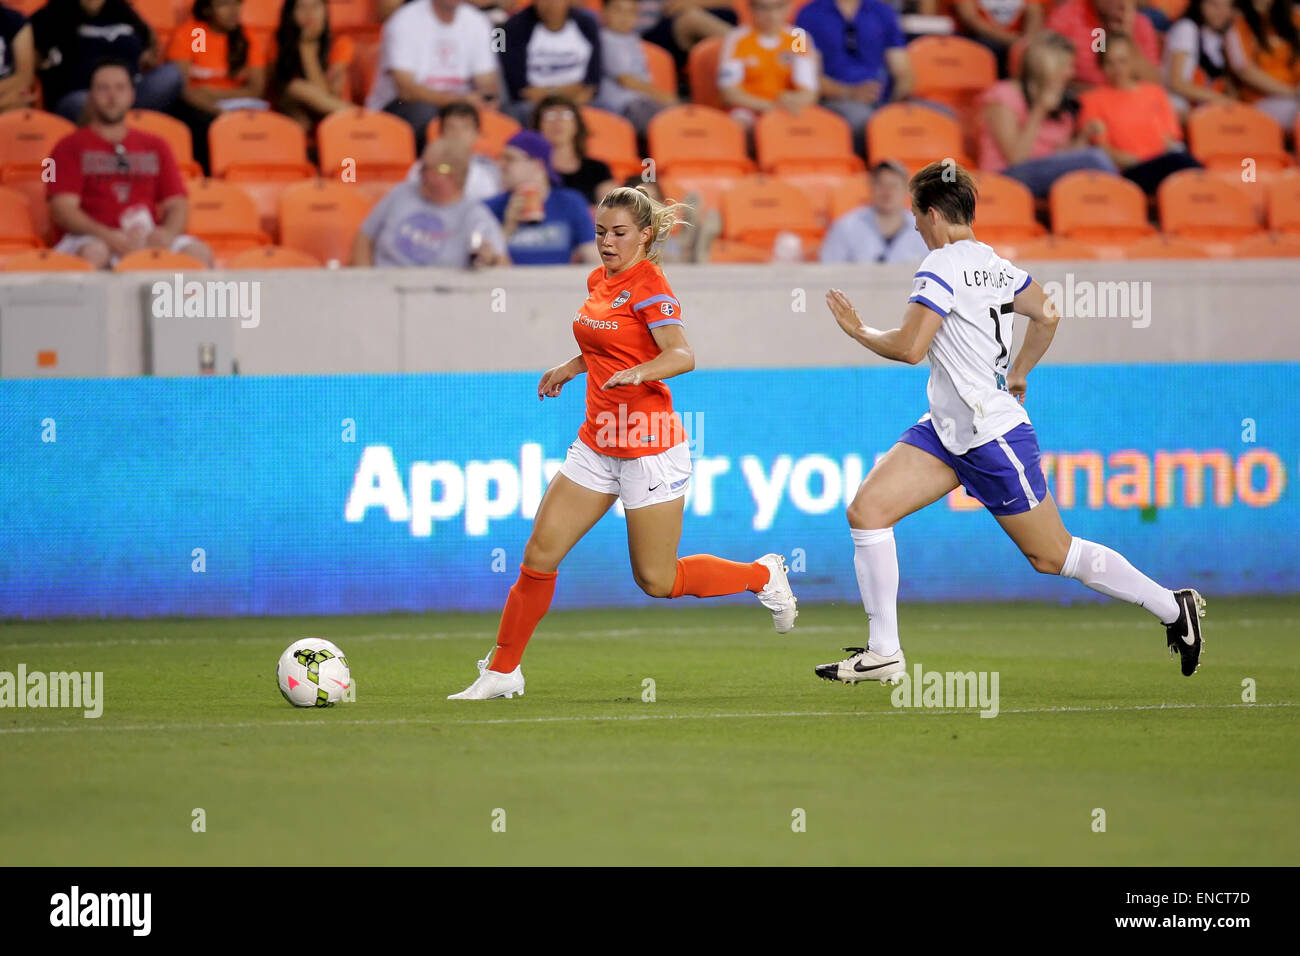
[611,289,631,308]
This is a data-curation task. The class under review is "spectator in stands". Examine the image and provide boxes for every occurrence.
[531,94,617,204]
[366,0,500,153]
[954,0,1046,75]
[1225,0,1300,131]
[0,3,35,113]
[354,138,508,267]
[48,59,212,269]
[500,0,603,124]
[978,30,1116,199]
[168,0,270,174]
[596,0,677,132]
[1047,0,1162,88]
[32,0,182,122]
[795,0,914,151]
[1079,32,1202,193]
[819,159,930,265]
[272,0,356,130]
[420,99,503,201]
[718,0,818,125]
[485,129,598,265]
[640,0,737,72]
[1163,0,1236,117]
[380,0,514,26]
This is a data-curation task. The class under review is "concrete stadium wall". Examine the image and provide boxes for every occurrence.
[1,259,1298,377]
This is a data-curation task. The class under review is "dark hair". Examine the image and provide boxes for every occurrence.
[193,0,249,78]
[440,100,482,129]
[1235,0,1299,65]
[909,161,978,226]
[273,0,333,92]
[88,56,135,84]
[1185,0,1225,29]
[531,94,588,157]
[1095,29,1133,63]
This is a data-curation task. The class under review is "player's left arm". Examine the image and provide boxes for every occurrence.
[1007,279,1061,403]
[602,324,695,389]
[826,288,942,365]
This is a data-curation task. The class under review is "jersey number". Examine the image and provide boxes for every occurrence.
[989,302,1013,383]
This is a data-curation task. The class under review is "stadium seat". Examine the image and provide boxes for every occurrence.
[279,178,376,266]
[754,105,863,175]
[643,41,677,97]
[185,179,271,261]
[827,176,872,222]
[866,104,970,173]
[1228,232,1300,257]
[720,175,822,253]
[329,0,381,35]
[1158,169,1262,241]
[0,185,43,253]
[1266,172,1300,234]
[0,110,76,182]
[1146,0,1191,22]
[1119,234,1213,259]
[1187,102,1292,172]
[127,109,202,180]
[113,248,210,271]
[319,109,416,183]
[228,245,324,269]
[647,105,753,177]
[209,110,315,180]
[4,0,47,13]
[775,173,866,228]
[992,235,1103,260]
[134,0,177,49]
[0,249,95,272]
[350,32,382,105]
[426,110,521,160]
[1049,171,1154,242]
[708,238,772,263]
[971,173,1045,244]
[686,36,725,110]
[907,36,998,119]
[580,107,642,181]
[659,172,741,226]
[240,0,283,33]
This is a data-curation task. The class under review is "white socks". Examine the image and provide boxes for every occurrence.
[851,527,901,656]
[1061,537,1180,624]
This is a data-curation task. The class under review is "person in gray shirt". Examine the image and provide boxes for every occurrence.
[820,159,931,266]
[353,138,509,269]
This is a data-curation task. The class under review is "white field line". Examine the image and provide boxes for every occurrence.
[0,701,1292,736]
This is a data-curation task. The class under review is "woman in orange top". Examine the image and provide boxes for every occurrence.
[1226,0,1300,130]
[168,0,269,173]
[718,0,818,125]
[447,185,799,700]
[271,0,356,131]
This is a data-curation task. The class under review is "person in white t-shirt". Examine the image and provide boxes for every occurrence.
[813,161,1206,686]
[1162,0,1236,117]
[368,0,501,151]
[499,0,603,124]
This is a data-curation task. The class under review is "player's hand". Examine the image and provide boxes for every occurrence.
[601,367,645,389]
[826,289,865,339]
[537,363,575,400]
[1007,370,1028,404]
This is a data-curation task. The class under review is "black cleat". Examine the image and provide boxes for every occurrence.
[1165,589,1206,676]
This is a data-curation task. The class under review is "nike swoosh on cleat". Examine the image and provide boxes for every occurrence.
[853,660,898,673]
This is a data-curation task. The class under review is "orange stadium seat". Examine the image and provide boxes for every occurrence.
[1229,232,1300,257]
[1187,102,1292,172]
[228,245,324,268]
[755,105,863,175]
[279,178,375,266]
[209,110,315,180]
[775,173,864,228]
[1146,0,1191,22]
[581,107,642,181]
[318,108,416,184]
[658,172,740,227]
[427,110,521,160]
[972,173,1045,244]
[5,0,47,13]
[114,248,210,271]
[720,175,822,252]
[907,36,998,118]
[1158,169,1262,241]
[0,185,43,253]
[686,36,725,110]
[867,104,969,173]
[134,0,177,48]
[1266,171,1300,234]
[185,179,271,261]
[240,0,283,33]
[643,41,677,97]
[1049,171,1154,242]
[993,235,1103,260]
[0,110,76,181]
[1,249,95,271]
[329,0,381,35]
[648,105,753,177]
[1119,234,1213,258]
[827,176,872,222]
[128,109,202,180]
[708,238,771,262]
[350,32,381,105]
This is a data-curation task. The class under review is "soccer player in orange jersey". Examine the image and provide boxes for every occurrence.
[448,185,798,700]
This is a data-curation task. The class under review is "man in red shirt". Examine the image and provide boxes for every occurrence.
[48,58,212,269]
[1046,0,1162,88]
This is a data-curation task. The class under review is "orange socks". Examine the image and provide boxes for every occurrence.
[669,555,770,598]
[488,565,557,673]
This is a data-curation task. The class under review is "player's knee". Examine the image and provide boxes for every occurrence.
[633,567,675,598]
[846,498,891,530]
[1026,550,1065,575]
[521,540,560,572]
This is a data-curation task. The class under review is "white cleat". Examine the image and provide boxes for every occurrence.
[755,553,798,633]
[447,653,525,700]
[815,647,906,684]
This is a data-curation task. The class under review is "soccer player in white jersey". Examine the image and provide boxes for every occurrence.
[815,160,1205,684]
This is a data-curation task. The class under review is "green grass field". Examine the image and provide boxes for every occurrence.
[1,598,1296,866]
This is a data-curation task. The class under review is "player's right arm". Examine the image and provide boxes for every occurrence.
[1007,280,1061,404]
[538,354,587,400]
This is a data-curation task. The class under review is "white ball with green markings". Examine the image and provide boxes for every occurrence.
[277,638,351,708]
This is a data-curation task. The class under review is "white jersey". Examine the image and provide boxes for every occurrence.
[908,239,1033,455]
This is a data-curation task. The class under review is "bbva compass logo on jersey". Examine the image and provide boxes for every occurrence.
[611,289,631,308]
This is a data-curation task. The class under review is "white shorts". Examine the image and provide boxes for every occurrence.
[54,233,204,265]
[560,439,692,510]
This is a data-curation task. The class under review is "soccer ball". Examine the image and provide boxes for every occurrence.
[276,638,352,708]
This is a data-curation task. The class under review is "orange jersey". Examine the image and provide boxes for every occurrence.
[574,258,686,459]
[168,21,269,90]
[718,27,818,102]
